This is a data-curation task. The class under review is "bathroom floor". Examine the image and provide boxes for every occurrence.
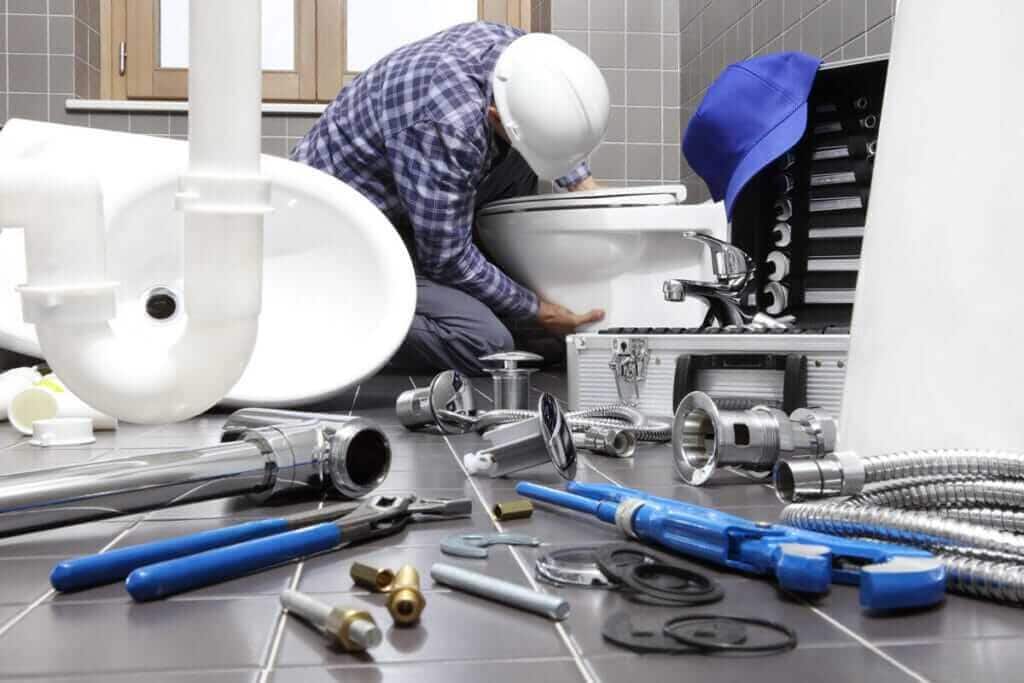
[0,372,1020,682]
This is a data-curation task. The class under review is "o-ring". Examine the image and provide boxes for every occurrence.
[594,543,687,584]
[663,615,797,654]
[601,612,698,654]
[621,562,724,605]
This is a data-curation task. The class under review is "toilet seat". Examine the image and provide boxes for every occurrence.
[477,185,688,215]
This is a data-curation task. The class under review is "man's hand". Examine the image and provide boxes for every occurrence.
[568,176,601,192]
[537,300,605,337]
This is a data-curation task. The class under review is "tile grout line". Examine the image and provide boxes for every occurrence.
[411,376,598,683]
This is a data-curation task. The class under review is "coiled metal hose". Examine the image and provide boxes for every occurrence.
[470,405,671,443]
[779,448,1024,604]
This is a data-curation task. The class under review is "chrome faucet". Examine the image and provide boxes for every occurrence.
[663,232,792,330]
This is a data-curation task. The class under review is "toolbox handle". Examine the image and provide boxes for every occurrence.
[672,353,807,414]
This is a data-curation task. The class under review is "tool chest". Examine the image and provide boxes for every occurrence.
[568,56,886,418]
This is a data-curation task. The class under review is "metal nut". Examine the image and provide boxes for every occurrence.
[350,562,395,593]
[492,499,534,521]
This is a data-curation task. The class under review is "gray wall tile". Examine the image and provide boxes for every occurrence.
[601,68,625,105]
[9,0,46,12]
[662,107,680,143]
[73,58,88,98]
[680,0,703,29]
[663,70,679,104]
[551,0,588,30]
[663,34,679,69]
[663,144,681,180]
[626,34,661,69]
[47,94,88,126]
[49,55,73,93]
[842,34,866,59]
[627,0,661,32]
[590,31,625,67]
[663,0,679,32]
[8,13,46,52]
[554,28,588,52]
[9,54,47,93]
[626,69,660,106]
[9,93,47,120]
[590,142,626,179]
[261,137,289,157]
[626,106,661,143]
[784,0,802,28]
[170,114,189,136]
[754,0,783,50]
[49,16,73,54]
[842,0,866,42]
[867,0,890,27]
[865,16,892,54]
[820,0,844,56]
[261,116,287,137]
[0,55,6,93]
[49,0,74,15]
[130,113,170,135]
[681,21,700,65]
[626,144,662,180]
[90,111,131,132]
[286,116,318,137]
[605,106,626,142]
[590,0,624,31]
[800,5,823,56]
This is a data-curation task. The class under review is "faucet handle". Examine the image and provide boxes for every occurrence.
[680,231,754,290]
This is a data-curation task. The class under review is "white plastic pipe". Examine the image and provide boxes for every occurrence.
[0,0,269,423]
[0,367,41,421]
[839,0,1024,456]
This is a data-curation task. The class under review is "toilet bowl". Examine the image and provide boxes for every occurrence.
[0,120,416,407]
[475,185,729,330]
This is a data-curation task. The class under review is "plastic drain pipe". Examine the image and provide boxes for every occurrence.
[0,0,268,424]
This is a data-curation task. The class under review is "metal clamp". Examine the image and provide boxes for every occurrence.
[441,532,541,558]
[608,338,649,407]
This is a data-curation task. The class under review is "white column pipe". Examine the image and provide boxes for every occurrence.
[0,0,269,424]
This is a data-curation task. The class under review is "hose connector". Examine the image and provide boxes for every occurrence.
[387,564,425,626]
[573,426,637,458]
[672,391,837,486]
[773,450,865,503]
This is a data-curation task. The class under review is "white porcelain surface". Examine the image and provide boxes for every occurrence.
[0,121,415,407]
[476,186,728,330]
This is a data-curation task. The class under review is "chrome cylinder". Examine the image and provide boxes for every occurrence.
[394,371,476,434]
[480,351,542,411]
[463,394,576,479]
[0,424,318,538]
[221,408,391,498]
[673,391,837,486]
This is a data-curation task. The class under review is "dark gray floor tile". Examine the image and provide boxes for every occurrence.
[0,597,280,676]
[0,557,59,604]
[270,659,584,682]
[28,671,259,683]
[883,638,1024,682]
[297,544,526,594]
[274,591,570,666]
[0,520,133,557]
[826,590,1024,644]
[590,642,918,681]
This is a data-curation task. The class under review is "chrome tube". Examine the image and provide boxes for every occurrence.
[0,422,323,538]
[221,408,392,498]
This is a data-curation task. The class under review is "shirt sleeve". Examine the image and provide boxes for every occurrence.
[555,159,593,189]
[386,120,540,319]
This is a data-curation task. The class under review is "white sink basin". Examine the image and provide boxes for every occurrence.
[0,120,415,407]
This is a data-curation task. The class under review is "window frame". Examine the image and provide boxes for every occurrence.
[105,0,543,103]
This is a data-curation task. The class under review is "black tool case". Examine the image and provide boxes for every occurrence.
[566,56,887,418]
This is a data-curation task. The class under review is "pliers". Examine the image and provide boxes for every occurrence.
[51,494,472,601]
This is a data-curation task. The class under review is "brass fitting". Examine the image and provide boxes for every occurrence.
[350,561,395,592]
[387,564,425,626]
[492,499,533,521]
[324,608,383,652]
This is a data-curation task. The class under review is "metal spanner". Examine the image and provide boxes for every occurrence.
[441,532,541,558]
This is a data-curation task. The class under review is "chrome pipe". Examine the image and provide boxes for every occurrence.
[0,423,321,538]
[0,409,393,538]
[221,408,391,498]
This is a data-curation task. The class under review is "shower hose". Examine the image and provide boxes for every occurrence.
[780,449,1024,603]
[469,404,672,443]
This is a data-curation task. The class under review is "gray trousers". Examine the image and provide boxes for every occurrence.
[388,145,537,376]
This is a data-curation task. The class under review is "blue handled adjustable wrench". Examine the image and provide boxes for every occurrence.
[516,481,946,611]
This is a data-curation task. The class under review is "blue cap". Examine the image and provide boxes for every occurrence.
[683,52,821,218]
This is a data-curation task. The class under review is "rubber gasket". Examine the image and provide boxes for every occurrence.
[601,612,698,654]
[623,587,723,608]
[663,615,797,654]
[618,565,724,606]
[594,543,685,585]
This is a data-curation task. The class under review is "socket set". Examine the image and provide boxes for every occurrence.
[729,55,889,328]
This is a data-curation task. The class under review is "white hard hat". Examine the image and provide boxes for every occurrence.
[492,33,610,181]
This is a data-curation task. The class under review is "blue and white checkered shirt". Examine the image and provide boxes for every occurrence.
[292,22,591,319]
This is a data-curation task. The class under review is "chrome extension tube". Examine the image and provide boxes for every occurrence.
[0,408,391,538]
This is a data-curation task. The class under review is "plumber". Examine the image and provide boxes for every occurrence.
[292,21,610,375]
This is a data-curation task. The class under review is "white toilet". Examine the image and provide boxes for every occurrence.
[476,185,728,330]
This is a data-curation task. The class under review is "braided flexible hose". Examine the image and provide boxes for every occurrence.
[470,405,671,443]
[860,450,1024,487]
[937,508,1024,533]
[853,478,1024,510]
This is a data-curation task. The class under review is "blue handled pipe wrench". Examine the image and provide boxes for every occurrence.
[515,481,946,611]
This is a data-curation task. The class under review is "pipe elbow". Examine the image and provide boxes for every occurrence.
[36,318,257,424]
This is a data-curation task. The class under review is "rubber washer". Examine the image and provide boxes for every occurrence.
[663,615,798,654]
[594,543,684,584]
[621,562,724,606]
[601,612,697,654]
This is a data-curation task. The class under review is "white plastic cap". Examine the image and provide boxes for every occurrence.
[30,417,96,447]
[492,33,610,181]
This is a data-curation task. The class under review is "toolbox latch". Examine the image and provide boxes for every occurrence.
[608,338,649,407]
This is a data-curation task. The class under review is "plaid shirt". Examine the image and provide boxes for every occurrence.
[292,22,590,319]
